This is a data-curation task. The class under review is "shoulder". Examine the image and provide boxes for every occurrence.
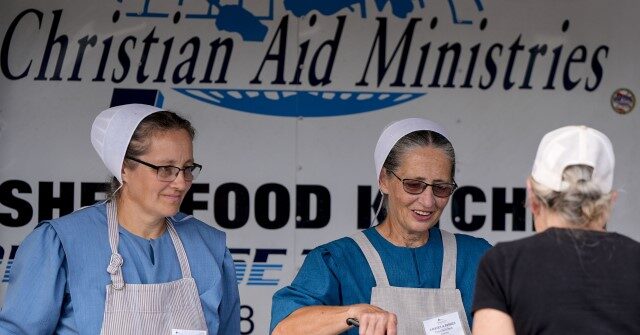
[480,233,546,267]
[442,230,493,272]
[42,202,106,227]
[22,221,62,246]
[585,230,640,264]
[605,233,640,269]
[171,212,226,240]
[170,213,229,261]
[489,229,569,254]
[301,231,370,270]
[309,234,360,259]
[37,203,108,243]
[14,221,65,265]
[442,230,492,262]
[451,231,493,252]
[603,231,640,249]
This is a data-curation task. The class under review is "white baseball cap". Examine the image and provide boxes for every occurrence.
[91,104,163,183]
[374,118,450,181]
[531,125,615,193]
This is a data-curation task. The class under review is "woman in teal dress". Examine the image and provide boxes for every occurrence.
[270,118,491,335]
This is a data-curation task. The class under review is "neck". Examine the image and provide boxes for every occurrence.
[115,197,166,239]
[537,210,606,232]
[376,220,429,247]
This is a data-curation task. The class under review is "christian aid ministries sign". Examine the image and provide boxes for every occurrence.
[2,0,609,117]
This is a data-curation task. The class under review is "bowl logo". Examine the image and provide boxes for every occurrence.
[114,0,485,117]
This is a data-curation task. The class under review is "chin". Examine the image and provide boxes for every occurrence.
[160,205,181,218]
[412,223,434,233]
[408,215,439,229]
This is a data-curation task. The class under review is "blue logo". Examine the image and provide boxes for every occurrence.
[174,88,423,117]
[231,248,287,286]
[119,0,485,43]
[0,245,19,283]
[111,0,485,117]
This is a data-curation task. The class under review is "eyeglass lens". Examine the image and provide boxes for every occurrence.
[156,165,201,181]
[403,180,453,197]
[390,170,455,197]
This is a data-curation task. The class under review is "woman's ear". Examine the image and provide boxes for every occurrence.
[527,178,548,232]
[526,179,541,216]
[600,191,618,230]
[120,166,128,184]
[609,190,618,207]
[379,168,390,195]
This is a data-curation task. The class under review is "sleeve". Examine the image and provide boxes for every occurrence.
[0,223,67,335]
[215,247,241,335]
[269,247,342,333]
[472,245,510,315]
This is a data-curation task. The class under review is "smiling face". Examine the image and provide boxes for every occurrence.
[120,129,194,222]
[379,145,454,237]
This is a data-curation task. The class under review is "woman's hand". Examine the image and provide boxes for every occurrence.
[347,304,397,335]
[272,303,397,335]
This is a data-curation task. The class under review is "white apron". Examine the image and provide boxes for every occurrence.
[352,230,471,335]
[100,201,208,335]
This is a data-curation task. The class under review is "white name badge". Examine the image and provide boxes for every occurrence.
[171,329,207,335]
[422,311,465,335]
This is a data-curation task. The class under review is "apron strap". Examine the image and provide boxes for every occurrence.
[165,218,193,278]
[106,201,125,290]
[352,229,458,289]
[105,202,194,290]
[351,232,390,286]
[439,229,457,289]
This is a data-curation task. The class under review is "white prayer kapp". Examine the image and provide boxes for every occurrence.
[171,330,207,335]
[422,311,465,335]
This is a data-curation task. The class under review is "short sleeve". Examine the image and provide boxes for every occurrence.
[472,245,510,315]
[269,247,341,333]
[0,223,68,334]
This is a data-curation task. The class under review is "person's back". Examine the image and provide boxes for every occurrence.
[473,125,640,335]
[475,228,640,334]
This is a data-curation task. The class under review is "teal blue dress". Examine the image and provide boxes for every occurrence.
[270,227,491,334]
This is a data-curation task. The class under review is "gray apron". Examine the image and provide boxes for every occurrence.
[352,230,471,335]
[100,201,208,335]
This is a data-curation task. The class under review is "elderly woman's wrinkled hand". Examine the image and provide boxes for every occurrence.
[348,304,397,335]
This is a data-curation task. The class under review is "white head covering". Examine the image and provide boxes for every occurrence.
[531,125,615,193]
[91,104,163,183]
[374,118,450,181]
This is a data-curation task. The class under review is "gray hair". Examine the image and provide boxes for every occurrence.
[529,165,613,226]
[107,111,196,200]
[382,130,456,179]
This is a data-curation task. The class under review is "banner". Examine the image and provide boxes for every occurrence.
[1,0,639,333]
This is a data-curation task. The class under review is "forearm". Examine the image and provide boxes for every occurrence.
[272,305,354,335]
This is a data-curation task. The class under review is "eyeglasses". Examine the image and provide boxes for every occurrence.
[125,156,202,182]
[389,170,457,198]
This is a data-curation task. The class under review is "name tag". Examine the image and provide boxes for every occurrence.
[171,329,207,335]
[422,311,465,335]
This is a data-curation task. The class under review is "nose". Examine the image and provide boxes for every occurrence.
[170,170,190,190]
[417,186,437,208]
